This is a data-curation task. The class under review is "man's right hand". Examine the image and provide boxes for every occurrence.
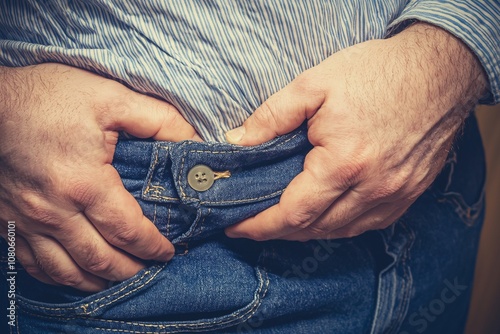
[0,63,198,291]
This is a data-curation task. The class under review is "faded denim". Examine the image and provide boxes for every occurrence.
[1,115,486,333]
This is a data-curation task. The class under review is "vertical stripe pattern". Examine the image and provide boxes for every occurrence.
[0,0,498,141]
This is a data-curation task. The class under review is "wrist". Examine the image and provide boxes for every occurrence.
[387,22,488,115]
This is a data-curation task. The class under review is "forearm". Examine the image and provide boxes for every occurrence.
[0,65,32,119]
[387,22,488,123]
[388,0,500,105]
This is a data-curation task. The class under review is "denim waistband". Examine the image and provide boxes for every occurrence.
[112,124,312,244]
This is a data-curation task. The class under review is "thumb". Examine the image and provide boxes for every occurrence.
[112,91,200,142]
[225,77,324,146]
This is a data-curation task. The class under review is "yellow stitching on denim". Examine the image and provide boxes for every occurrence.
[147,193,179,201]
[236,267,270,326]
[189,208,211,239]
[92,329,157,333]
[178,154,189,198]
[213,170,231,180]
[177,132,303,201]
[20,266,165,312]
[18,270,151,311]
[149,185,166,194]
[143,145,160,197]
[85,268,158,308]
[180,189,283,204]
[143,146,179,201]
[184,208,208,240]
[20,267,269,331]
[91,265,166,314]
[199,189,284,205]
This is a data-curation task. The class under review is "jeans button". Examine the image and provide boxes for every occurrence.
[187,164,214,191]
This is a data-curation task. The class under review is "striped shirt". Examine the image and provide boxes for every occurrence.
[1,0,498,141]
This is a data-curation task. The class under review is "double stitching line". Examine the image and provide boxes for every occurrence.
[19,268,270,333]
[19,265,166,315]
[177,132,303,201]
[144,145,179,201]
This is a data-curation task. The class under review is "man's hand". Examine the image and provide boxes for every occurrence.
[225,23,487,241]
[0,63,198,291]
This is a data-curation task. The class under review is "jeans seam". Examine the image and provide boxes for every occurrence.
[181,208,210,242]
[198,190,284,205]
[177,132,301,201]
[18,265,166,314]
[143,145,178,201]
[189,208,210,239]
[166,203,172,238]
[386,221,415,334]
[181,190,284,205]
[19,268,270,332]
[437,188,485,226]
[370,221,415,334]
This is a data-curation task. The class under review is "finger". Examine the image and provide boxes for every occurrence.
[82,165,174,263]
[55,211,146,282]
[284,203,406,241]
[111,90,199,141]
[327,205,407,239]
[28,236,108,292]
[225,156,344,241]
[225,72,325,145]
[11,235,57,286]
[281,187,379,240]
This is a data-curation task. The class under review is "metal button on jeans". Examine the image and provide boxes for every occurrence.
[188,164,214,191]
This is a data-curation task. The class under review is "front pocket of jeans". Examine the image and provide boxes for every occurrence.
[16,240,269,332]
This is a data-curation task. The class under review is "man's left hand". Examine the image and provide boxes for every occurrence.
[225,23,487,241]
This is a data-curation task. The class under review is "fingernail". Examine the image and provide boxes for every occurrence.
[226,126,245,143]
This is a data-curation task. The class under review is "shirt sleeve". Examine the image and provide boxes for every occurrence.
[387,0,500,105]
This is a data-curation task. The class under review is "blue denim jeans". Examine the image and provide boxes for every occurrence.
[1,115,485,333]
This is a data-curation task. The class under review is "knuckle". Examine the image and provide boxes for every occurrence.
[93,85,129,123]
[109,227,141,247]
[67,180,98,206]
[23,263,44,278]
[372,171,411,200]
[283,210,314,230]
[253,100,280,129]
[19,192,59,228]
[84,252,113,274]
[335,161,366,189]
[142,239,168,259]
[77,239,114,273]
[49,268,83,287]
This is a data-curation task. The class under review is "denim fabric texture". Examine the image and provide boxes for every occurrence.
[0,115,486,333]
